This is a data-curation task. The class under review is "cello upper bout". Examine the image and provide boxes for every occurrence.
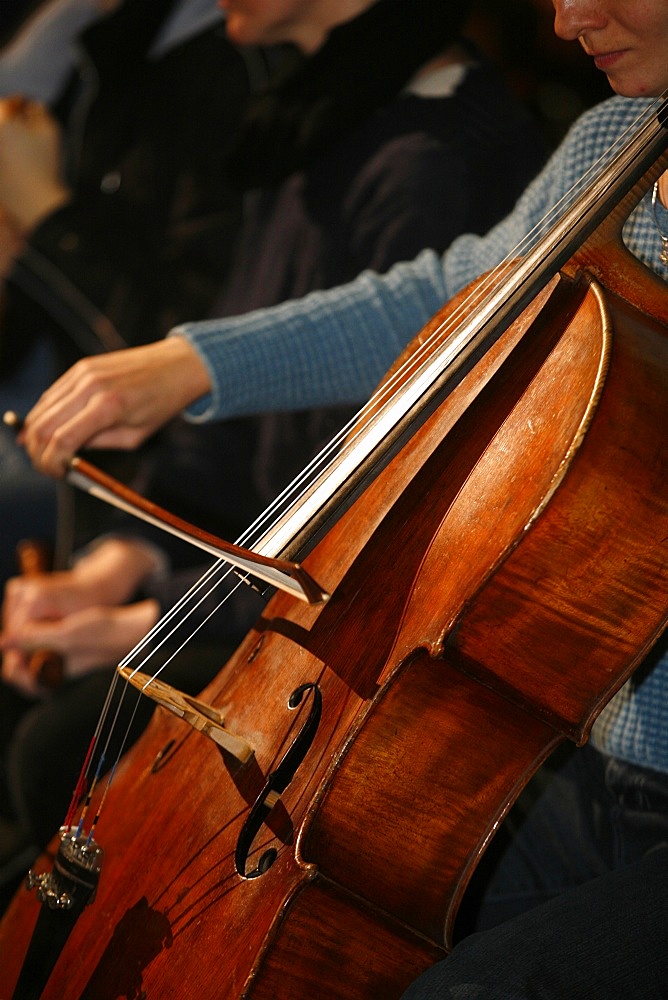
[388,270,614,666]
[567,151,668,327]
[566,239,668,326]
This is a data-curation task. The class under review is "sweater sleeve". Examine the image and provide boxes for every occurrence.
[176,248,449,420]
[174,149,564,420]
[176,95,648,423]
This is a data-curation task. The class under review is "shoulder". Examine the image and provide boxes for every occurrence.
[560,95,655,164]
[514,95,656,222]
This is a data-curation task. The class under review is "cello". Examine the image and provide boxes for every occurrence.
[0,95,666,999]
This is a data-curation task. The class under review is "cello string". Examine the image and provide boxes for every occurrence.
[123,574,248,683]
[65,670,131,834]
[80,563,247,796]
[85,689,147,845]
[81,573,250,824]
[63,672,121,830]
[119,557,236,667]
[71,570,240,827]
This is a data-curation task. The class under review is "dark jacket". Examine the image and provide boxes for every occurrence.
[207,53,549,511]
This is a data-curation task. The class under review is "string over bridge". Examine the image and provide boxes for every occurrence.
[118,666,254,764]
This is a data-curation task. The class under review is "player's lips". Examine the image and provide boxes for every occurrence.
[589,49,628,71]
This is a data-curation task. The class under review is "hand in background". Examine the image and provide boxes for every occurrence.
[0,96,70,233]
[0,538,163,697]
[1,600,160,698]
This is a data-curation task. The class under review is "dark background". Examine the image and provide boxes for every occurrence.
[1,0,613,149]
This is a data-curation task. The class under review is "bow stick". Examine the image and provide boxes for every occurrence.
[3,411,328,605]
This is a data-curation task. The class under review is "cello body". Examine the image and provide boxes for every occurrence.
[1,161,667,997]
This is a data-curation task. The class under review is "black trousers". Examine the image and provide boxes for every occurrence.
[403,744,668,999]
